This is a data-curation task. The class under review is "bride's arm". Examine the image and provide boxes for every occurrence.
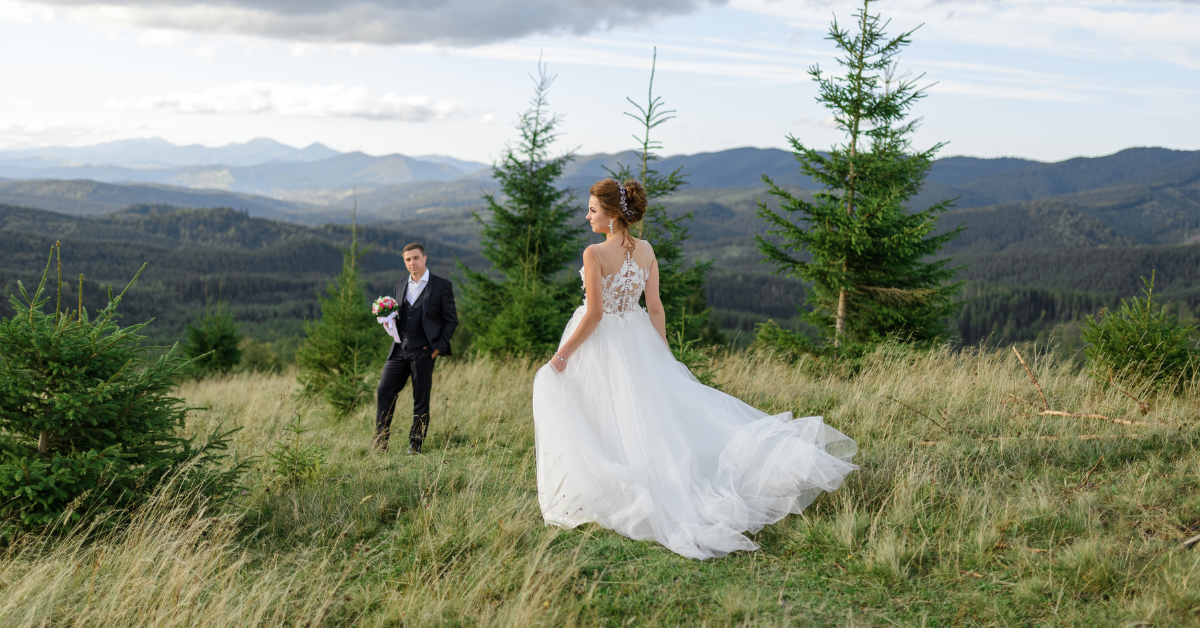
[643,251,668,347]
[551,247,604,371]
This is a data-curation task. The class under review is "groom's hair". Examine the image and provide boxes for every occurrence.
[402,243,426,256]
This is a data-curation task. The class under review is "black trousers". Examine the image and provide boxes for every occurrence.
[374,346,436,450]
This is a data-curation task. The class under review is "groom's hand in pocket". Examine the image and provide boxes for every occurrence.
[431,348,439,358]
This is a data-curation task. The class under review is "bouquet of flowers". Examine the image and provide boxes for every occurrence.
[373,296,400,317]
[374,296,402,343]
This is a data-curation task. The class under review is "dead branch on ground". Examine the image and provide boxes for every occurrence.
[916,434,1142,446]
[1012,347,1048,410]
[885,395,952,436]
[1105,373,1151,415]
[1077,455,1104,488]
[1012,348,1149,427]
[1039,410,1147,427]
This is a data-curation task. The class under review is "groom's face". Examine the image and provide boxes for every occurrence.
[404,249,427,280]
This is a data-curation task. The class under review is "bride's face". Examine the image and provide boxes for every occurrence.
[586,195,609,234]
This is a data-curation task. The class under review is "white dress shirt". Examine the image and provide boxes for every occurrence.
[406,269,430,305]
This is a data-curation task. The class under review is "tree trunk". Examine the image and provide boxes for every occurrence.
[834,288,848,347]
[38,430,48,454]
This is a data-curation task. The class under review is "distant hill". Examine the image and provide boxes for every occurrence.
[4,143,1198,229]
[0,137,340,168]
[937,165,1200,254]
[0,179,324,221]
[0,203,484,345]
[0,137,491,197]
[0,152,474,196]
[4,142,1200,350]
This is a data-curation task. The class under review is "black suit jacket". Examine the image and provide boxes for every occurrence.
[389,273,458,359]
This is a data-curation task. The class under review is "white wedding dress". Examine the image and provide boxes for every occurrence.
[531,252,858,560]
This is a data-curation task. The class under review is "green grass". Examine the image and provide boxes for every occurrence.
[2,347,1199,626]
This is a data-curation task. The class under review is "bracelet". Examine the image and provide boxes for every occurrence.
[553,353,567,364]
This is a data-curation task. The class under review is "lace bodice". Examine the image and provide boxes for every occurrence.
[580,253,650,315]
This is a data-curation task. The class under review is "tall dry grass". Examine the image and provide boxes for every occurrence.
[0,346,1197,626]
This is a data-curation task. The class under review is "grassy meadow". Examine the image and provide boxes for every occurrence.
[1,346,1198,627]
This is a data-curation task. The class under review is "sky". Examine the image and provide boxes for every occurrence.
[0,0,1197,164]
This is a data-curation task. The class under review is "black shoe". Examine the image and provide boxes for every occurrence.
[406,444,422,455]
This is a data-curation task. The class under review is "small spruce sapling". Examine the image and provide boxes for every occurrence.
[1082,272,1196,391]
[296,213,385,417]
[183,297,243,378]
[0,243,242,537]
[267,411,326,486]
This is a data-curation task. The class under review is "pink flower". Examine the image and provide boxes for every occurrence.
[372,295,400,316]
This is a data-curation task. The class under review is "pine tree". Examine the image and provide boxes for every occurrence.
[0,244,242,535]
[607,49,723,348]
[459,60,587,357]
[183,298,243,377]
[296,219,386,416]
[755,0,963,347]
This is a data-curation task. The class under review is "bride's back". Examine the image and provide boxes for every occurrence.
[589,237,656,314]
[593,237,655,278]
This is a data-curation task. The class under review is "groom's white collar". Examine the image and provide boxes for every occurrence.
[408,268,430,285]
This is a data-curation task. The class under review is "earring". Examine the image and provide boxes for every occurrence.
[608,219,614,235]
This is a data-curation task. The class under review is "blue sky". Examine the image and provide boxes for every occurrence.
[1,0,1197,164]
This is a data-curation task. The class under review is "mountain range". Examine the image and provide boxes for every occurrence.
[0,138,492,200]
[2,137,1200,347]
[0,137,343,168]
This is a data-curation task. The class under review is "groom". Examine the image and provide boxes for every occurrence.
[374,243,458,454]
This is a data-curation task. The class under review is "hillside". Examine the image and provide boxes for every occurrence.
[5,144,1198,230]
[0,179,325,222]
[0,203,485,345]
[5,348,1195,626]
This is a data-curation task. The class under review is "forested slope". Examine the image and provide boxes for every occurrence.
[0,203,484,345]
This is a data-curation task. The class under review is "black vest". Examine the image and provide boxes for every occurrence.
[399,286,430,349]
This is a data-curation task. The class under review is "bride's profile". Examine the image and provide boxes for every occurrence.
[532,178,858,560]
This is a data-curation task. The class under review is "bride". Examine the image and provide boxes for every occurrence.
[532,178,858,560]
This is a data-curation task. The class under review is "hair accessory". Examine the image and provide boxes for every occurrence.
[613,179,633,220]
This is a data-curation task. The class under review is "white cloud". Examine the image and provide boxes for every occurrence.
[1,97,39,108]
[135,27,186,46]
[9,0,727,45]
[731,0,1200,70]
[0,122,110,149]
[114,82,467,121]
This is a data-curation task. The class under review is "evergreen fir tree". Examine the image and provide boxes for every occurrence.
[0,244,242,535]
[183,298,243,377]
[296,219,385,416]
[607,49,723,348]
[459,60,587,357]
[755,0,963,347]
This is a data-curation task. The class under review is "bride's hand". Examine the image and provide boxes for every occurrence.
[549,352,568,372]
